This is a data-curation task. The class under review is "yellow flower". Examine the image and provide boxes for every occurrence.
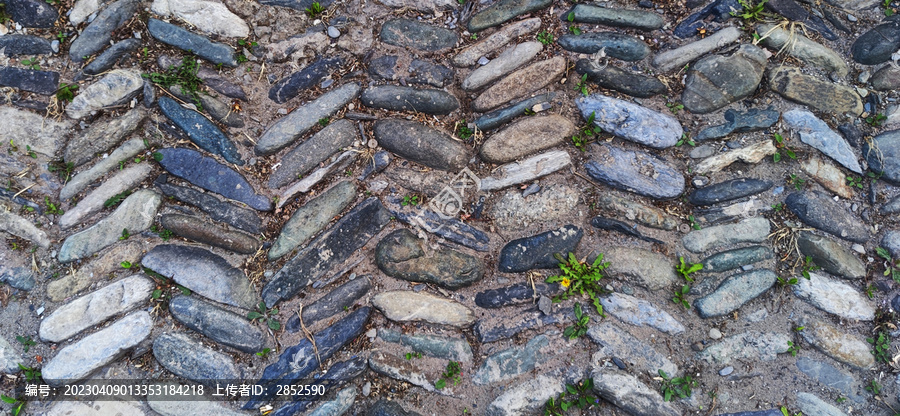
[561,277,571,288]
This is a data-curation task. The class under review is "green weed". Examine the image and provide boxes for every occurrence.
[675,257,702,282]
[545,252,609,315]
[563,303,590,339]
[657,370,696,402]
[544,378,598,415]
[868,331,891,363]
[143,55,205,112]
[435,361,462,390]
[248,301,281,331]
[537,31,554,45]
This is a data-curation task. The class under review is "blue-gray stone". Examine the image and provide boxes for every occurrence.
[244,307,371,409]
[81,39,141,77]
[783,109,861,173]
[0,66,59,95]
[563,3,663,30]
[694,269,777,318]
[468,0,552,32]
[786,192,868,243]
[148,18,237,67]
[475,282,559,309]
[473,335,548,385]
[575,59,666,98]
[68,0,139,62]
[152,332,240,387]
[285,277,372,333]
[0,246,35,291]
[851,18,900,64]
[269,57,342,104]
[796,357,865,403]
[168,296,265,353]
[374,119,469,171]
[585,143,685,199]
[0,35,53,56]
[368,55,454,88]
[361,85,459,115]
[271,357,366,416]
[378,328,473,362]
[156,148,270,211]
[154,175,262,234]
[381,19,458,52]
[375,228,484,289]
[590,216,664,244]
[258,0,334,11]
[386,197,491,252]
[576,94,682,149]
[682,44,767,114]
[474,93,557,131]
[766,0,837,41]
[262,198,390,306]
[359,150,391,180]
[696,108,780,141]
[599,292,685,335]
[6,0,58,28]
[498,225,582,273]
[701,246,774,273]
[864,128,900,185]
[673,0,739,38]
[559,32,650,61]
[719,366,734,376]
[689,178,773,206]
[158,97,243,165]
[474,309,562,343]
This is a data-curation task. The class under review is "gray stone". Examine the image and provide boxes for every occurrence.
[148,394,250,416]
[160,213,260,254]
[378,328,473,362]
[480,115,575,163]
[0,34,53,56]
[453,18,541,67]
[683,217,770,253]
[769,66,863,115]
[142,244,259,309]
[701,246,773,273]
[270,181,356,260]
[782,109,861,173]
[698,331,790,365]
[591,367,680,416]
[372,290,474,327]
[585,143,685,199]
[42,311,152,386]
[47,241,143,302]
[0,336,24,374]
[308,386,357,416]
[462,42,541,91]
[652,26,742,72]
[61,138,148,200]
[786,192,868,243]
[588,322,678,376]
[480,150,571,191]
[883,230,900,259]
[490,184,581,230]
[374,119,469,171]
[565,3,664,30]
[695,269,776,318]
[269,120,357,189]
[797,231,865,279]
[58,163,152,229]
[0,66,59,95]
[68,0,138,62]
[153,332,240,385]
[68,0,103,25]
[81,38,142,77]
[361,85,459,115]
[559,32,650,61]
[473,56,565,111]
[872,65,900,91]
[799,317,875,370]
[474,309,561,343]
[286,277,372,333]
[574,59,666,98]
[796,392,849,416]
[159,96,243,165]
[576,94,682,149]
[155,175,262,234]
[0,209,50,248]
[64,106,146,167]
[169,296,265,353]
[147,18,237,67]
[66,69,144,119]
[603,246,677,290]
[368,351,436,393]
[39,275,153,343]
[468,0,551,32]
[58,189,161,263]
[696,108,780,141]
[256,83,360,155]
[863,128,900,185]
[6,0,58,28]
[793,272,874,320]
[594,194,678,230]
[796,357,865,403]
[600,292,685,335]
[689,178,772,206]
[0,106,73,157]
[368,56,453,88]
[486,375,564,416]
[381,18,458,52]
[375,229,484,289]
[498,225,581,272]
[473,335,548,385]
[151,0,249,38]
[386,198,491,252]
[682,44,767,114]
[757,23,848,77]
[157,148,271,211]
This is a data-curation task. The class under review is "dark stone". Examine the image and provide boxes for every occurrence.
[359,150,391,181]
[267,119,357,189]
[272,356,367,416]
[786,192,869,243]
[159,213,260,254]
[689,178,773,206]
[585,143,685,200]
[156,148,271,211]
[851,20,900,65]
[6,0,58,28]
[148,18,237,67]
[143,80,156,108]
[475,282,559,308]
[715,411,783,416]
[863,129,900,185]
[168,296,265,353]
[0,66,60,95]
[152,332,240,386]
[498,225,582,273]
[765,0,837,40]
[563,3,664,30]
[258,0,334,12]
[262,198,391,306]
[838,124,863,148]
[575,59,665,98]
[591,216,664,244]
[696,108,780,141]
[244,307,370,409]
[797,231,866,279]
[468,0,552,32]
[673,0,740,38]
[385,197,491,252]
[361,85,459,115]
[158,97,243,165]
[269,57,342,104]
[474,92,557,131]
[368,55,453,87]
[559,33,650,61]
[700,246,774,273]
[0,35,53,56]
[68,0,138,62]
[285,277,372,333]
[381,18,459,52]
[81,39,141,77]
[374,119,469,171]
[154,174,263,234]
[682,44,767,114]
[375,229,484,289]
[823,8,851,33]
[474,308,562,343]
[367,400,423,416]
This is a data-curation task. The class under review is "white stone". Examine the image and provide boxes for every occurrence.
[151,0,249,38]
